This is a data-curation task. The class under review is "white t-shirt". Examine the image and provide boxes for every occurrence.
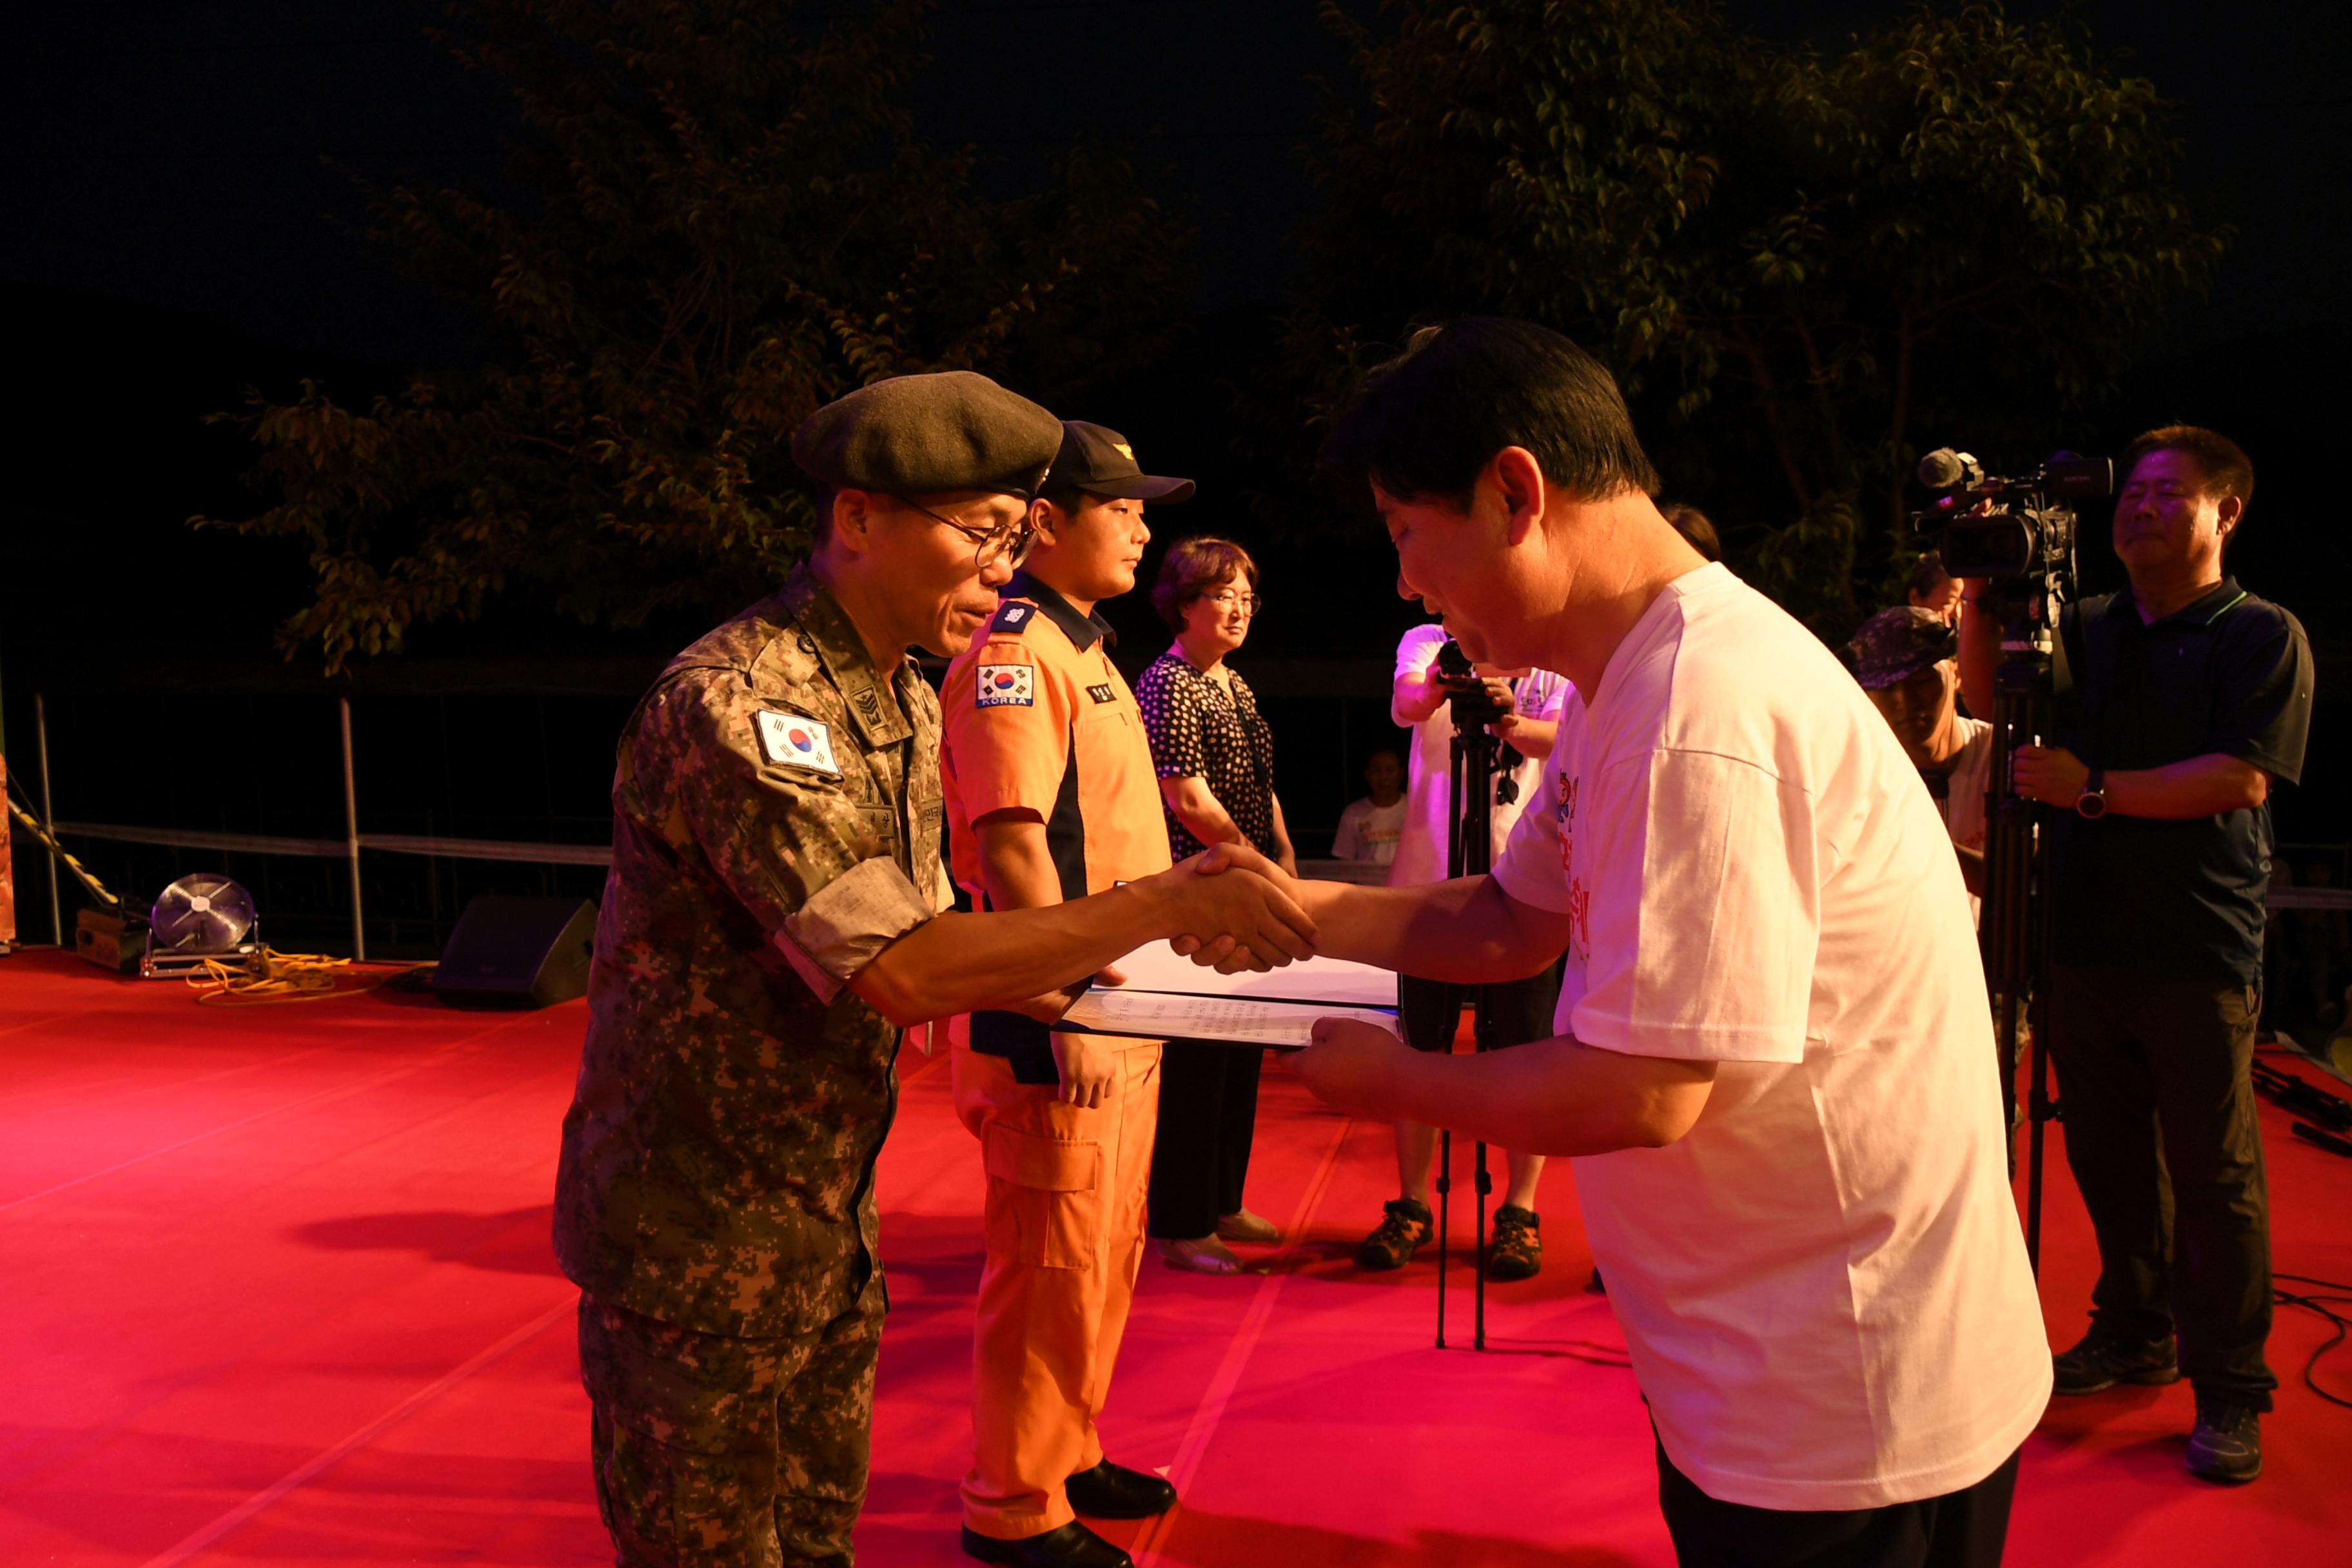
[1333,796,1408,865]
[1939,717,1993,854]
[1937,716,1994,927]
[1492,564,2049,1511]
[1389,622,1567,888]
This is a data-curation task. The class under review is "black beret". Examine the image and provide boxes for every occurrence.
[791,371,1063,498]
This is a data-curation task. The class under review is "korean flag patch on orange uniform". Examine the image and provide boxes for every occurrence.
[975,663,1035,708]
[755,710,842,776]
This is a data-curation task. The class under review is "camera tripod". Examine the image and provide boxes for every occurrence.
[1432,686,1516,1349]
[1975,577,2068,1274]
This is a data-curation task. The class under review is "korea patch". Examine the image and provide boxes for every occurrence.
[977,663,1035,708]
[1086,683,1117,705]
[755,710,841,776]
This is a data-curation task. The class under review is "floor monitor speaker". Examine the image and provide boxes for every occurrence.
[432,896,597,1010]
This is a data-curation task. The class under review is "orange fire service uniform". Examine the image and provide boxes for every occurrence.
[939,571,1172,1542]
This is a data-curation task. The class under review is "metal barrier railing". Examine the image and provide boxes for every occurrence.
[17,694,610,959]
[15,691,2352,962]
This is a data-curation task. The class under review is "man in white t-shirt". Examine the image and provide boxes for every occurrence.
[1331,747,1408,865]
[1211,318,2049,1567]
[1357,623,1571,1280]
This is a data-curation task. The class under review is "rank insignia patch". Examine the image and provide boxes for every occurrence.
[756,711,842,776]
[990,602,1034,633]
[1086,683,1117,704]
[976,663,1035,708]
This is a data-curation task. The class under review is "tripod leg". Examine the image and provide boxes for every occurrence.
[1435,1128,1451,1349]
[1473,1139,1491,1350]
[2026,988,2052,1276]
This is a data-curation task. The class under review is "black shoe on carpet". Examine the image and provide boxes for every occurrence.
[961,1521,1133,1568]
[1066,1458,1177,1519]
[2185,1397,2262,1484]
[1357,1198,1433,1271]
[2051,1328,2179,1395]
[1485,1204,1543,1281]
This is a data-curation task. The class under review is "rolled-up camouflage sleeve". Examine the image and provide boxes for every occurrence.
[640,671,937,1004]
[777,857,934,1002]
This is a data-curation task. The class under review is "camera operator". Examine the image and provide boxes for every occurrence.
[1959,425,2314,1485]
[1354,625,1567,1280]
[1850,606,1990,910]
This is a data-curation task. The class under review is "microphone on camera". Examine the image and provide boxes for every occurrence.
[1917,448,1979,490]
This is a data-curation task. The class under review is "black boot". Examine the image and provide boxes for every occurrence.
[1066,1458,1177,1519]
[2050,1328,2179,1395]
[961,1521,1133,1568]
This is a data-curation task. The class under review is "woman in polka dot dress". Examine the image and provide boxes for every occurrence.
[1135,536,1297,1274]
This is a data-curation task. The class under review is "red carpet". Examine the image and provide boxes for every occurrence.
[3,946,2347,1566]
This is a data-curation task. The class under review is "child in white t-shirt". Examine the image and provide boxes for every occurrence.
[1331,747,1407,865]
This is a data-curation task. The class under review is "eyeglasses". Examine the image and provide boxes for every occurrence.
[896,496,1036,573]
[1200,590,1263,616]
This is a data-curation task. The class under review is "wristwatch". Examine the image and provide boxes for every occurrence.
[2075,765,2109,820]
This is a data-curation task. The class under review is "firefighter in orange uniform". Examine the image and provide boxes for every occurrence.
[941,423,1197,1568]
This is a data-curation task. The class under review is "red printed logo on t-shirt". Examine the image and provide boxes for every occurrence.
[1555,770,1579,873]
[1567,876,1591,958]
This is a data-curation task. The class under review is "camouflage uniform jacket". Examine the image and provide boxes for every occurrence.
[554,565,951,1339]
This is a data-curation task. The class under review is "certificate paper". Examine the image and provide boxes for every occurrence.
[1055,990,1398,1050]
[1102,943,1398,1010]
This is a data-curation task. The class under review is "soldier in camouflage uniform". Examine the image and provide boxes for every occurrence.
[554,371,1318,1568]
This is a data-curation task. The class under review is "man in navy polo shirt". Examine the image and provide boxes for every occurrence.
[1963,424,2314,1485]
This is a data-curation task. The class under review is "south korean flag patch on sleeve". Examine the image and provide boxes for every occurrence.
[755,710,842,776]
[975,663,1035,709]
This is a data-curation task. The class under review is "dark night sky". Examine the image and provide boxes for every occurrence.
[6,1,2346,367]
[6,1,2350,910]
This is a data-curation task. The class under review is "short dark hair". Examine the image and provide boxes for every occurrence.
[1036,487,1107,520]
[1908,549,1952,600]
[1661,503,1721,562]
[1321,317,1660,508]
[2122,424,2254,517]
[1152,535,1259,632]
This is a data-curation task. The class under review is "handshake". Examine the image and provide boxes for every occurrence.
[1148,841,1321,974]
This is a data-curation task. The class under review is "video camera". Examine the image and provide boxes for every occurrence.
[1432,638,1520,805]
[1911,448,2112,583]
[1433,638,1512,727]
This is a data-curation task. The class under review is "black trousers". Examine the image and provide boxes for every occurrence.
[1656,1442,2019,1568]
[1396,963,1563,1054]
[2046,963,2275,1406]
[1145,1041,1263,1240]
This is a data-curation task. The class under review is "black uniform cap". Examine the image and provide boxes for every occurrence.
[1042,421,1195,504]
[791,371,1063,498]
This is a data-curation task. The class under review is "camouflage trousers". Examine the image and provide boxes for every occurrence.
[577,1286,885,1567]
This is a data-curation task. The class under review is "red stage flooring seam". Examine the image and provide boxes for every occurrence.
[1131,1106,1359,1568]
[135,1295,579,1568]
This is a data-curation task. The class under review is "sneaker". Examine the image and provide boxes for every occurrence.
[2051,1328,2180,1395]
[1356,1198,1433,1271]
[2185,1397,2262,1484]
[1485,1204,1543,1281]
[1215,1208,1280,1244]
[1155,1235,1243,1275]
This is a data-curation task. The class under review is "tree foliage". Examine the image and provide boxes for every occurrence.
[202,0,1188,671]
[1304,0,2224,635]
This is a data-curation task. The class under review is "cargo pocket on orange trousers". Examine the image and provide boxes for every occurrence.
[984,1125,1104,1270]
